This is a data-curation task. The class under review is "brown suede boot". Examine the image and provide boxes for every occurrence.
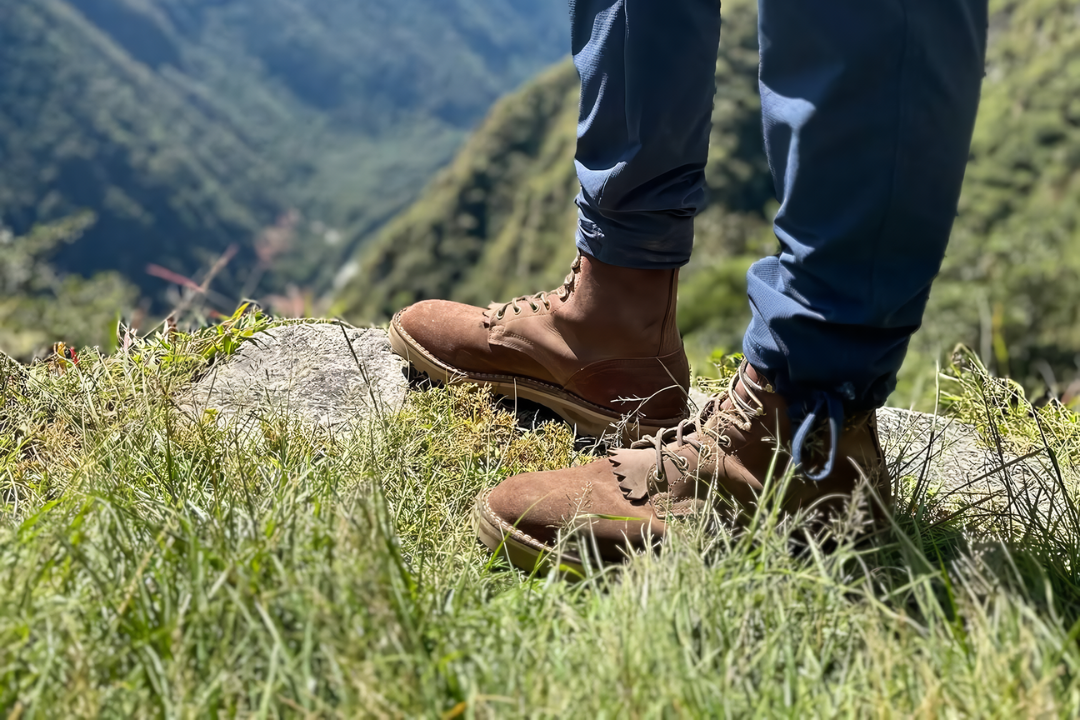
[474,361,891,573]
[390,253,690,439]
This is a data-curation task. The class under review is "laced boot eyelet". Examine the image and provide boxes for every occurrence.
[495,311,505,321]
[513,306,521,315]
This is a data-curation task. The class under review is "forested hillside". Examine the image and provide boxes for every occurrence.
[335,0,1080,401]
[0,0,568,301]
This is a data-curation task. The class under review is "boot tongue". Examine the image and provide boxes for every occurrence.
[613,363,784,502]
[611,383,744,503]
[699,363,773,441]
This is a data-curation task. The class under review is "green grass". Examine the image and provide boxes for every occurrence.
[3,319,1080,716]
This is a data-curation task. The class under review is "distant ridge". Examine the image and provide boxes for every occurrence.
[0,0,568,302]
[334,0,768,360]
[335,0,1080,395]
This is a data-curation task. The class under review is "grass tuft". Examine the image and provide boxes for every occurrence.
[2,323,1080,715]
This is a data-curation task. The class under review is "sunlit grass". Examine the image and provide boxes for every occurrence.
[2,319,1080,715]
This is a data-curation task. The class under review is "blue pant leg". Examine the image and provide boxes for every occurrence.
[744,0,988,413]
[570,0,721,269]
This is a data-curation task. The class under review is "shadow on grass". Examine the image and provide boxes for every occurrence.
[405,364,611,455]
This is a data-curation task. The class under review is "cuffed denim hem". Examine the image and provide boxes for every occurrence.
[742,295,907,418]
[570,0,718,271]
[744,0,987,412]
[573,205,694,270]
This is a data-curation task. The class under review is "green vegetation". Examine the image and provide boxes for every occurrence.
[0,215,137,360]
[335,0,770,348]
[2,316,1080,714]
[918,0,1080,390]
[332,61,583,322]
[336,0,1080,403]
[0,0,568,302]
[9,1,1080,714]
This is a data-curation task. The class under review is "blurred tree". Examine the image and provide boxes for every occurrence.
[0,0,569,304]
[0,214,138,360]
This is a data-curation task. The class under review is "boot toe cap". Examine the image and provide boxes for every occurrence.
[482,470,568,549]
[395,299,490,368]
[481,460,664,561]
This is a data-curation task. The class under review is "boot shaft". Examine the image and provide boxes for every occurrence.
[555,253,682,359]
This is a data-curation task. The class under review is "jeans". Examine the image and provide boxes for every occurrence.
[570,0,988,422]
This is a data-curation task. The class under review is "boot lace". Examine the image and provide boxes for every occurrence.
[490,255,581,321]
[790,391,843,483]
[631,361,846,485]
[631,362,766,483]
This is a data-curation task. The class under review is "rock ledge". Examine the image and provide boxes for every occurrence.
[184,322,407,429]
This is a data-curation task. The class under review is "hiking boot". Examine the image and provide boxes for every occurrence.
[474,361,891,572]
[390,253,690,439]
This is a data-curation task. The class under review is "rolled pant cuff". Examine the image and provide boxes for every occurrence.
[743,333,885,419]
[574,208,694,270]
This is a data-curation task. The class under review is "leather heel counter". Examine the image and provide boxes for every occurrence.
[658,269,682,357]
[867,411,892,505]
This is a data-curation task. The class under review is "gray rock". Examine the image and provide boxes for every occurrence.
[876,407,1069,525]
[183,322,407,430]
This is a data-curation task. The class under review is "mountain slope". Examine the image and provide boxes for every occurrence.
[923,0,1080,380]
[0,0,569,300]
[334,0,769,356]
[0,0,282,296]
[336,0,1080,394]
[332,60,581,321]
